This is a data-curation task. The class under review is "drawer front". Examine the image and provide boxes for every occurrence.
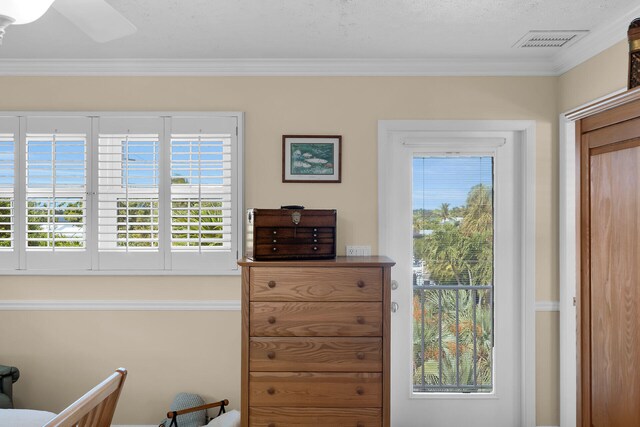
[250,302,382,337]
[250,337,382,372]
[249,372,382,408]
[251,267,382,301]
[255,227,334,244]
[249,407,382,427]
[255,243,334,258]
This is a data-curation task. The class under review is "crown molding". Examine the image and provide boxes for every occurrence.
[0,57,557,77]
[0,299,241,311]
[0,3,637,77]
[552,3,640,75]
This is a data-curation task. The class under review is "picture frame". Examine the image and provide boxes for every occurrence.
[282,135,342,183]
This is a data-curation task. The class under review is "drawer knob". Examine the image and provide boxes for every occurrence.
[267,387,276,395]
[356,386,364,395]
[272,239,277,243]
[267,351,276,359]
[273,230,277,235]
[357,280,365,288]
[272,247,277,252]
[356,352,365,360]
[356,316,365,324]
[268,316,276,324]
[313,246,318,251]
[268,280,276,288]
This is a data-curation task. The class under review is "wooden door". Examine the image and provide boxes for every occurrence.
[577,94,640,426]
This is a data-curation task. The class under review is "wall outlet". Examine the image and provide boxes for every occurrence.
[346,245,371,256]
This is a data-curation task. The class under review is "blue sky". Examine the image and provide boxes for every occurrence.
[412,156,493,211]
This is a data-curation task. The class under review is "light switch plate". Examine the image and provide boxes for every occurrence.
[346,245,371,256]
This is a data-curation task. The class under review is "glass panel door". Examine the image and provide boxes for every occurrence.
[412,156,494,393]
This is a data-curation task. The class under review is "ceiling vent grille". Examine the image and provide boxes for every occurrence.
[513,30,588,48]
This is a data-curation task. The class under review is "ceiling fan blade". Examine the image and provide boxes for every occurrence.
[52,0,136,43]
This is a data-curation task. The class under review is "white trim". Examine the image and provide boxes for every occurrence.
[552,3,640,75]
[0,4,637,77]
[535,301,560,312]
[0,58,558,77]
[378,120,536,427]
[0,299,241,311]
[559,88,626,427]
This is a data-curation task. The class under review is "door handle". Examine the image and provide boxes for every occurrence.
[391,302,399,313]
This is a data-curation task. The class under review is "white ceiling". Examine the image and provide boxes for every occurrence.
[0,0,639,75]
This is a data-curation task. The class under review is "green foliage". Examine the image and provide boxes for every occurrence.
[26,199,85,248]
[116,200,159,248]
[171,199,224,248]
[0,198,11,247]
[412,183,494,391]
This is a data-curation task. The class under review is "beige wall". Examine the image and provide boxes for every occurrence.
[559,40,628,112]
[1,75,560,424]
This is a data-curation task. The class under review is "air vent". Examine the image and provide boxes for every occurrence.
[513,30,588,48]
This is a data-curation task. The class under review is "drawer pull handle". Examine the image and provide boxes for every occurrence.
[356,352,365,360]
[273,230,277,235]
[268,423,276,427]
[268,280,276,288]
[268,316,276,324]
[356,316,365,324]
[273,239,277,243]
[272,247,277,252]
[357,423,365,427]
[313,246,318,251]
[267,387,276,395]
[357,280,365,288]
[267,351,276,359]
[356,386,364,395]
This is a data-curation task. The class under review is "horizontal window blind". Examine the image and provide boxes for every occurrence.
[170,133,232,252]
[0,134,14,250]
[98,133,160,252]
[25,134,87,250]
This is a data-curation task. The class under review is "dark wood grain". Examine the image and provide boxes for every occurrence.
[250,267,382,302]
[250,337,382,371]
[249,372,382,407]
[584,116,640,149]
[250,302,382,337]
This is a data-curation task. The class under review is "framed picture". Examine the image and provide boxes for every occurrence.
[282,135,342,183]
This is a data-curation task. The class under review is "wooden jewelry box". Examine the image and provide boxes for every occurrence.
[245,208,336,260]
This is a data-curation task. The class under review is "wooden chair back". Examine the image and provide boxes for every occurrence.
[43,368,127,427]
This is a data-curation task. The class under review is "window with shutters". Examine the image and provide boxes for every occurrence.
[0,112,243,274]
[0,124,16,271]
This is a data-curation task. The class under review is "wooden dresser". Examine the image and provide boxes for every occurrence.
[238,256,395,427]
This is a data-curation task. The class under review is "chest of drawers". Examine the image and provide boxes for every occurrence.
[238,257,394,427]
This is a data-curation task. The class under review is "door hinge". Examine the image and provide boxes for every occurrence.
[236,126,238,136]
[573,297,576,307]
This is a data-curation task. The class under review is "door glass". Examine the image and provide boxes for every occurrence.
[412,156,494,393]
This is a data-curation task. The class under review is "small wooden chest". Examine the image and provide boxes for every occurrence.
[245,208,336,260]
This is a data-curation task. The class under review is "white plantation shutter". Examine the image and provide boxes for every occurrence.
[97,117,163,270]
[24,117,91,270]
[169,117,238,271]
[0,112,242,274]
[0,117,18,269]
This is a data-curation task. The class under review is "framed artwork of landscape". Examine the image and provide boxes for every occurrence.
[282,135,342,183]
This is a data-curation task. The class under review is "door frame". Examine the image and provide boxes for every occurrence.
[378,120,536,427]
[559,88,626,427]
